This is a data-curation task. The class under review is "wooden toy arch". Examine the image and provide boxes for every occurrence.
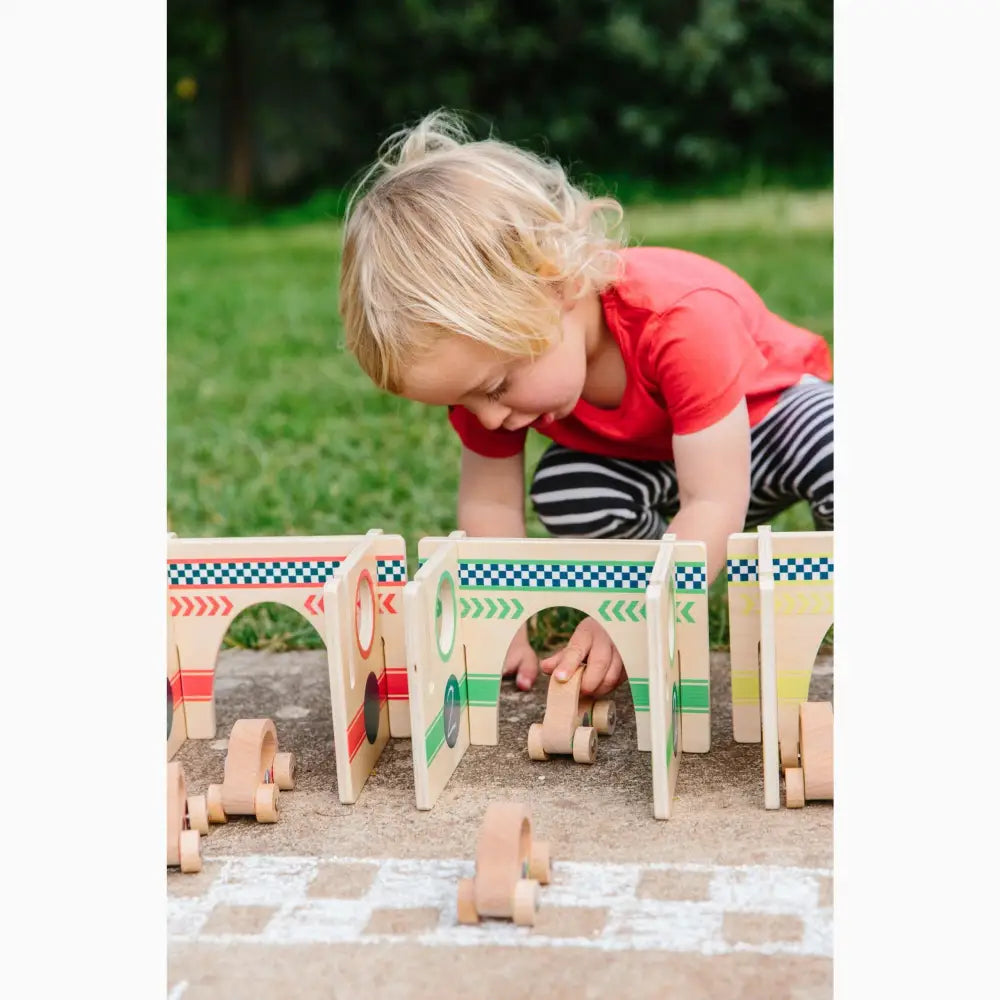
[726,528,834,746]
[415,533,711,755]
[166,530,409,803]
[405,533,686,818]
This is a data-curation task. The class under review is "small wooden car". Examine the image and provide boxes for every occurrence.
[781,701,833,808]
[206,718,296,824]
[167,761,210,873]
[457,803,551,926]
[527,663,616,764]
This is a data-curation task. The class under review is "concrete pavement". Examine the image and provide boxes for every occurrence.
[168,648,833,999]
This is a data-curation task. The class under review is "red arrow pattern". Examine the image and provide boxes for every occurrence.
[304,593,326,615]
[170,595,234,617]
[378,592,397,615]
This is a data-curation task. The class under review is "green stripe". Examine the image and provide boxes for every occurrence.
[461,584,644,593]
[680,679,709,712]
[424,706,445,765]
[629,677,649,711]
[466,673,500,706]
[423,674,468,765]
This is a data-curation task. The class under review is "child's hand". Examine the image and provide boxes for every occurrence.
[502,623,542,691]
[539,618,625,697]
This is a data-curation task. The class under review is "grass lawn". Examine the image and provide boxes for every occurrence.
[168,189,832,653]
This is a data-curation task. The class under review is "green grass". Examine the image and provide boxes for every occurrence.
[168,188,833,652]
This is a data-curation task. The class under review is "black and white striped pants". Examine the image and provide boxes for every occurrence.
[529,377,833,538]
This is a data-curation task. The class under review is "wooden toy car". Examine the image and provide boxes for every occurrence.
[782,701,833,808]
[527,663,616,764]
[457,802,551,926]
[206,718,296,824]
[167,761,209,873]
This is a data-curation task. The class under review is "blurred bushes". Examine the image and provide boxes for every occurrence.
[168,0,831,208]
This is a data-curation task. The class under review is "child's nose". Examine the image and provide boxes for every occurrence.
[477,402,510,431]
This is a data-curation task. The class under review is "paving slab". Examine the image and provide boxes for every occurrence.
[169,648,833,999]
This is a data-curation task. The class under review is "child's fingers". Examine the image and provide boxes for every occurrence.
[516,653,540,691]
[592,650,625,698]
[538,649,562,673]
[580,630,615,695]
[552,642,588,682]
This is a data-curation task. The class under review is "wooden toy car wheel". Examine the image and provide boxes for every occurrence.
[206,783,227,824]
[784,767,805,808]
[527,723,549,761]
[799,702,833,800]
[457,877,479,924]
[511,878,539,926]
[254,783,279,822]
[592,699,616,735]
[528,840,551,884]
[187,794,210,834]
[273,751,296,790]
[571,725,597,764]
[179,829,202,873]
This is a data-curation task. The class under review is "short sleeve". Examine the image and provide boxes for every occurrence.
[447,405,527,458]
[639,290,769,435]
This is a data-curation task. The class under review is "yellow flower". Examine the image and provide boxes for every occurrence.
[175,77,198,100]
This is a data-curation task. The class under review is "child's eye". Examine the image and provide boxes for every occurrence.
[485,380,509,403]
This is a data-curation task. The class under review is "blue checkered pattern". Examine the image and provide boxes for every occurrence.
[775,556,833,581]
[168,558,341,586]
[377,558,407,583]
[727,558,758,583]
[727,555,833,583]
[674,563,706,592]
[459,561,650,590]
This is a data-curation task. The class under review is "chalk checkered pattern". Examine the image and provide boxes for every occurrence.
[674,564,706,592]
[376,558,407,583]
[168,559,342,586]
[727,556,833,583]
[460,561,649,590]
[167,854,832,958]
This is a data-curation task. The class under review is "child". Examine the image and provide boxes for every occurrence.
[339,110,833,700]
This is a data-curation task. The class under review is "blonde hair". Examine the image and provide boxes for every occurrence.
[339,109,626,393]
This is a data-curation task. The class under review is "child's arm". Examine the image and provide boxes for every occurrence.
[457,446,527,537]
[542,400,751,696]
[457,446,541,689]
[665,396,751,584]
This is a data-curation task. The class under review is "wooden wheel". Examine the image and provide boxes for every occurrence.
[571,725,597,764]
[457,877,479,924]
[206,783,227,824]
[592,699,616,736]
[528,840,551,884]
[527,723,549,761]
[186,794,210,834]
[779,709,800,768]
[784,767,805,808]
[254,783,279,822]
[511,878,539,926]
[179,830,202,873]
[799,702,834,800]
[273,751,296,790]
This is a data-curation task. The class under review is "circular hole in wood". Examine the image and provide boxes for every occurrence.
[355,570,376,659]
[364,671,380,744]
[435,572,457,661]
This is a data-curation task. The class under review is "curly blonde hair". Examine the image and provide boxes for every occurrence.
[339,110,626,393]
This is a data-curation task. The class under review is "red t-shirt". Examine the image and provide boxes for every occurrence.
[448,246,832,461]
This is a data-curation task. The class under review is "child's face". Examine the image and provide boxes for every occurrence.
[399,306,590,432]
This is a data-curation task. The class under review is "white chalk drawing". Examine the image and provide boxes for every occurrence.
[168,855,832,957]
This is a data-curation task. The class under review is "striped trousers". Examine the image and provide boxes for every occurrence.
[529,377,833,538]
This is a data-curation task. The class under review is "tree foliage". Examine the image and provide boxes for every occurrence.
[168,0,831,201]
